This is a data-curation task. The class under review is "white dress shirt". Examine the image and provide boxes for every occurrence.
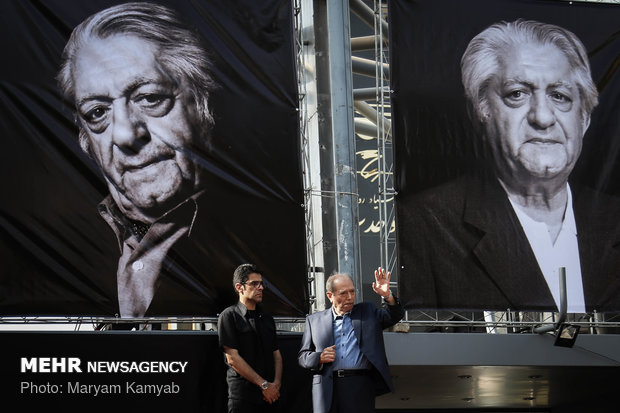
[508,184,586,313]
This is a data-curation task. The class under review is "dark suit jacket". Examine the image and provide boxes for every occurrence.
[397,175,620,312]
[97,194,236,317]
[297,300,404,413]
[96,177,308,317]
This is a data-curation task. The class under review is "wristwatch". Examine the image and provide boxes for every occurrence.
[382,291,393,302]
[260,381,269,390]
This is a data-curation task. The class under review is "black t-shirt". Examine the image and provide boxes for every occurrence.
[217,301,278,404]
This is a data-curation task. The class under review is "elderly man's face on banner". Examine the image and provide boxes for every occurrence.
[73,34,203,223]
[482,41,591,183]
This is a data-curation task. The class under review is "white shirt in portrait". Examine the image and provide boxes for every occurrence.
[508,184,586,313]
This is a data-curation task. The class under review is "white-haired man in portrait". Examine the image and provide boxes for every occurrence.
[57,2,222,318]
[399,20,620,312]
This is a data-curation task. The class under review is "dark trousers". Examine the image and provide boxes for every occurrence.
[329,375,375,413]
[228,398,280,413]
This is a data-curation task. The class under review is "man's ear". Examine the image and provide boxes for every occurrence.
[234,283,244,294]
[78,128,91,155]
[582,113,591,135]
[478,99,491,123]
[325,291,332,301]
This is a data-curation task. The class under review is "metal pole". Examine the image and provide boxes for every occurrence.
[313,0,361,296]
[534,267,568,334]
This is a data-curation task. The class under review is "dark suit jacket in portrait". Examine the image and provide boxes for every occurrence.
[96,192,237,317]
[397,175,620,312]
[297,301,404,413]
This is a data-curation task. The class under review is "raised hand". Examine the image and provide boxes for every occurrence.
[372,267,391,298]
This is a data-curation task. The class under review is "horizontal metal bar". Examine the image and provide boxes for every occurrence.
[351,35,376,51]
[2,317,620,329]
[352,56,389,79]
[354,100,392,137]
[354,118,376,137]
[353,86,390,101]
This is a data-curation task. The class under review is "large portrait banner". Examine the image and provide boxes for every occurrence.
[0,0,308,318]
[389,0,620,312]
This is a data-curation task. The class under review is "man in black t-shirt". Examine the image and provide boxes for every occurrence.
[217,264,282,413]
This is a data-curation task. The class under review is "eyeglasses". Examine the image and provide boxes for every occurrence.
[244,280,265,288]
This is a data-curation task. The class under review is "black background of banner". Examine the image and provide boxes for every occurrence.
[1,331,312,413]
[389,0,620,311]
[0,0,308,316]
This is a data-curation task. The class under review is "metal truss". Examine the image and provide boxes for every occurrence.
[350,1,395,292]
[3,313,619,335]
[295,0,325,315]
[401,310,620,334]
[370,1,397,278]
[350,0,396,302]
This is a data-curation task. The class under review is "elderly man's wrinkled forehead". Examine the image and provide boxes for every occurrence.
[494,40,572,79]
[76,33,182,89]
